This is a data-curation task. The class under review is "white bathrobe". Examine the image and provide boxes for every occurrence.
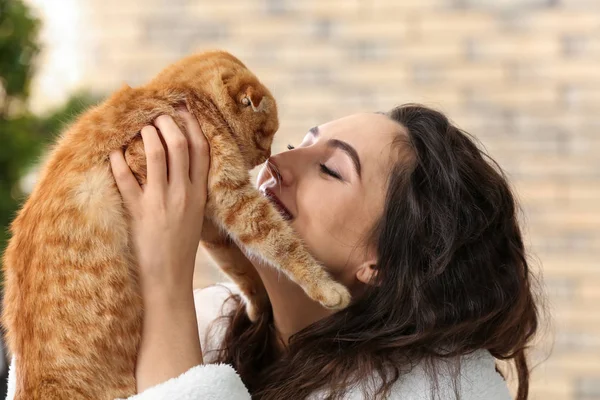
[5,283,512,399]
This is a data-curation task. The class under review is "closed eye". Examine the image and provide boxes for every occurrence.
[320,164,342,180]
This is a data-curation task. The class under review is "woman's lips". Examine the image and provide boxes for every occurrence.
[263,188,294,221]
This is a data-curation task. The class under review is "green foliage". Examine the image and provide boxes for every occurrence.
[0,0,100,253]
[0,0,40,104]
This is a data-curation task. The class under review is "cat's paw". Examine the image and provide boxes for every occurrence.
[310,281,352,310]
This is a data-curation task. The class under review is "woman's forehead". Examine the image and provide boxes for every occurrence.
[320,113,404,175]
[321,113,402,144]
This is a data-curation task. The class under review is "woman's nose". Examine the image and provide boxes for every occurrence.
[269,153,294,186]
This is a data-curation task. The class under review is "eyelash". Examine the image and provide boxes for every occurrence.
[320,164,342,180]
[287,144,342,180]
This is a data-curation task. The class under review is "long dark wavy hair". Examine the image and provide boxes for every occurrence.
[212,104,541,399]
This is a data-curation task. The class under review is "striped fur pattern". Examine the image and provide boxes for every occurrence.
[1,50,349,399]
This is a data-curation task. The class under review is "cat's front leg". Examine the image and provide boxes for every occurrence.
[200,217,269,322]
[206,182,351,311]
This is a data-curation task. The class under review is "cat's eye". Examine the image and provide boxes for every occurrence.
[320,163,342,180]
[287,144,295,150]
[241,97,251,106]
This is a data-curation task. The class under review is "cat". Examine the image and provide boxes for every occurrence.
[1,50,351,400]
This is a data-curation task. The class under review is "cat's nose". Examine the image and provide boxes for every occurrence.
[256,150,271,165]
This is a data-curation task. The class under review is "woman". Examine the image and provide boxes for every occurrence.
[6,104,540,399]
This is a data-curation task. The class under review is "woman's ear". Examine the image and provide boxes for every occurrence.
[356,261,378,285]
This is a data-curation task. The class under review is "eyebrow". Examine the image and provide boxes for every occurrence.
[309,126,362,179]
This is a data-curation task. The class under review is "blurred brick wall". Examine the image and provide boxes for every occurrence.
[26,0,600,398]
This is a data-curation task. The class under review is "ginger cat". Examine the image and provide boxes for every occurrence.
[1,50,350,400]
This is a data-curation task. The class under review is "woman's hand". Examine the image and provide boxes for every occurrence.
[109,108,210,393]
[110,109,210,293]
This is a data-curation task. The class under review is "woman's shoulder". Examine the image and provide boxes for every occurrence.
[388,350,510,400]
[454,350,510,399]
[193,282,240,315]
[328,350,510,400]
[193,282,240,361]
[442,350,510,400]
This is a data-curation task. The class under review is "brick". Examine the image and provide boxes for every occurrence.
[561,34,589,58]
[402,85,464,106]
[540,257,600,278]
[561,85,600,110]
[529,376,573,400]
[538,209,600,230]
[342,40,396,62]
[85,21,143,43]
[459,0,559,10]
[368,0,449,12]
[555,330,600,353]
[416,11,500,37]
[264,0,294,15]
[575,378,600,400]
[278,44,344,66]
[511,155,599,180]
[401,39,464,62]
[231,17,303,41]
[336,18,409,41]
[579,278,600,301]
[560,0,600,10]
[567,183,600,201]
[466,34,561,61]
[546,277,577,301]
[515,182,564,203]
[81,0,149,16]
[513,60,600,84]
[537,61,600,83]
[553,308,600,337]
[463,85,559,108]
[278,88,339,108]
[305,18,336,40]
[336,63,410,86]
[542,353,600,377]
[522,11,600,33]
[443,63,507,84]
[188,0,264,16]
[585,38,600,59]
[292,0,364,17]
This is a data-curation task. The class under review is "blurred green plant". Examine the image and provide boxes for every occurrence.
[0,0,100,252]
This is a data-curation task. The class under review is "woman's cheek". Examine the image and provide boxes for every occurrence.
[295,198,337,256]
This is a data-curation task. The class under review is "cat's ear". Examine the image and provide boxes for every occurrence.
[241,86,269,113]
[220,69,235,87]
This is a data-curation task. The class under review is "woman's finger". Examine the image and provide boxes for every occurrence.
[109,150,142,205]
[154,114,190,186]
[178,109,210,184]
[141,125,168,189]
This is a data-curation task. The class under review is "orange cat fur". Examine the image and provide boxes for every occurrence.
[2,51,350,399]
